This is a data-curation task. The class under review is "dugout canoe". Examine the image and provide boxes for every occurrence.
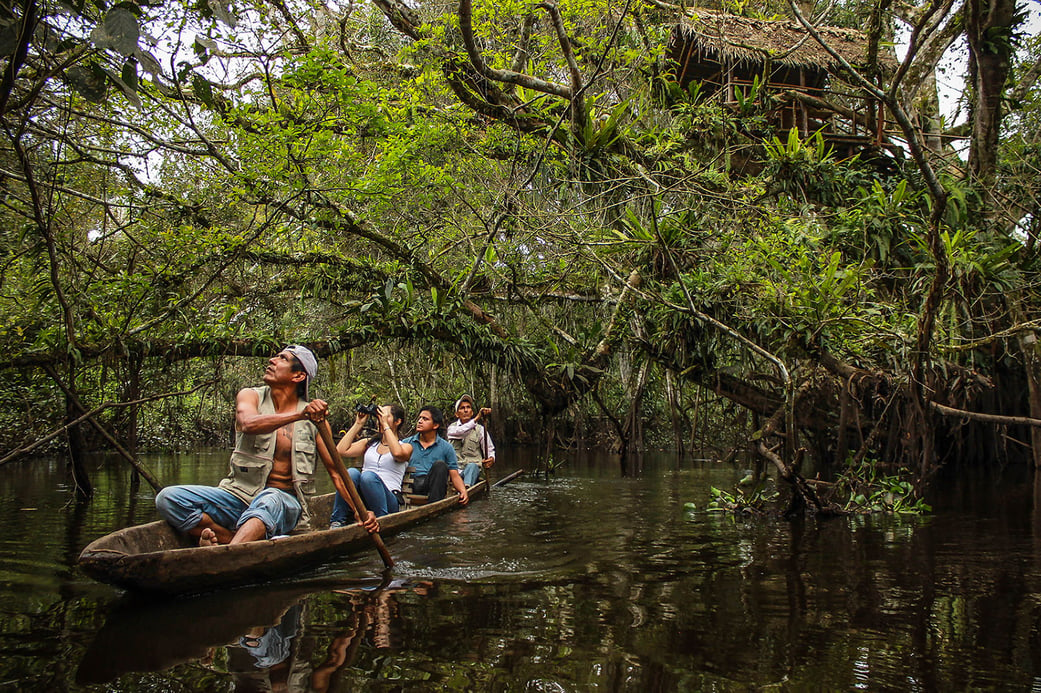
[77,479,488,595]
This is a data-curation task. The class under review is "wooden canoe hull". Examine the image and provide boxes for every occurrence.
[78,480,487,595]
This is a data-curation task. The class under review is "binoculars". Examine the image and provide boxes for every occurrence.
[355,402,380,417]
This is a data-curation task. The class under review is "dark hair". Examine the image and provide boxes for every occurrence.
[420,405,445,437]
[368,404,406,446]
[287,353,308,399]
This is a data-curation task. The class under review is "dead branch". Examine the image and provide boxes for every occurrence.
[0,379,219,469]
[40,364,180,491]
[930,400,1041,428]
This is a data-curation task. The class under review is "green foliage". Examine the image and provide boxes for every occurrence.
[690,211,907,360]
[731,74,765,116]
[705,483,780,514]
[701,462,931,517]
[580,96,631,152]
[837,461,932,514]
[762,128,868,206]
[831,179,925,266]
[1,0,1039,472]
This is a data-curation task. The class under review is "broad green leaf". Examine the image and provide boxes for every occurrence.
[0,19,22,56]
[91,7,139,56]
[134,48,163,77]
[121,58,138,94]
[106,70,140,107]
[65,64,107,102]
[192,74,215,109]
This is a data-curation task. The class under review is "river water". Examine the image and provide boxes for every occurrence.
[1,449,1040,691]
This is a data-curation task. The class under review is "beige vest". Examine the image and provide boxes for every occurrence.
[451,424,485,465]
[218,386,319,529]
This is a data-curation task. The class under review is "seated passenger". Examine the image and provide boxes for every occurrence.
[401,406,468,505]
[330,404,412,527]
[446,394,495,487]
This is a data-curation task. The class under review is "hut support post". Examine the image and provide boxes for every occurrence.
[799,70,809,135]
[1020,330,1041,468]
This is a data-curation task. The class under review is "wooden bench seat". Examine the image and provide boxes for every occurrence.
[400,466,464,508]
[401,466,426,507]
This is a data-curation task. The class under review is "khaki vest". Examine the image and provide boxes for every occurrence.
[451,424,485,465]
[218,386,319,529]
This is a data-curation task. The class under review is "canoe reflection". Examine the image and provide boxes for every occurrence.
[75,577,418,689]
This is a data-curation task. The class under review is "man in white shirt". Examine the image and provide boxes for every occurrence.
[446,394,496,486]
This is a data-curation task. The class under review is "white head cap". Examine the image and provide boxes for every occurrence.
[454,393,475,413]
[284,345,317,399]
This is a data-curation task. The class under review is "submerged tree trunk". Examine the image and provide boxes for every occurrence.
[63,387,93,499]
[124,353,142,491]
[592,389,627,458]
[665,369,684,456]
[623,360,650,454]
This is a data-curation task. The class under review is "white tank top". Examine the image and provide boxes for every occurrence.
[362,440,408,491]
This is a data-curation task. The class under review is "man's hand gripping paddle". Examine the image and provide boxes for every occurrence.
[317,419,394,568]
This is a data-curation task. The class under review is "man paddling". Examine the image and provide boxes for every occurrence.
[446,394,495,487]
[401,406,468,505]
[156,345,377,546]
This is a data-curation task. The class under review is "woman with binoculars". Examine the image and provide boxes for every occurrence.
[328,404,412,527]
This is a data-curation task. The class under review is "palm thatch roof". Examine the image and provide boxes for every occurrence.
[671,11,895,73]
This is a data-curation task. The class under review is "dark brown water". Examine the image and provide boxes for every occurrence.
[1,450,1040,691]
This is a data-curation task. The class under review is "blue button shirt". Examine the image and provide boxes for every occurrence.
[401,434,459,475]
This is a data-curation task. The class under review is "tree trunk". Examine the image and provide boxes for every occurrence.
[965,0,1017,200]
[665,369,683,456]
[623,360,650,453]
[689,387,702,457]
[124,353,142,490]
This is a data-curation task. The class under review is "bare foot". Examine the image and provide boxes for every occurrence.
[199,527,219,547]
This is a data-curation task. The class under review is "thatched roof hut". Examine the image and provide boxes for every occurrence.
[665,11,897,151]
[668,11,890,75]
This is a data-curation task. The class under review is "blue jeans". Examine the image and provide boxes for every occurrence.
[330,468,399,523]
[462,462,482,486]
[155,485,302,538]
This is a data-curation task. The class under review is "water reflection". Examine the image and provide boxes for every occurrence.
[76,584,313,684]
[311,580,417,692]
[224,602,304,691]
[5,451,1041,690]
[76,575,425,691]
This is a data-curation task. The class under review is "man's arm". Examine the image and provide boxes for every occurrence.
[474,408,496,465]
[444,442,468,504]
[449,469,469,505]
[235,388,327,434]
[446,418,475,439]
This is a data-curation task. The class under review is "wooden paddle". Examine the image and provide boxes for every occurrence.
[316,418,394,568]
[492,468,524,487]
[480,408,492,494]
